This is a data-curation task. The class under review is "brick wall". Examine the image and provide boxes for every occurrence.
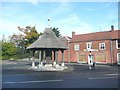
[62,39,118,64]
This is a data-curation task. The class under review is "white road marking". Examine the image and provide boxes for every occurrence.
[88,77,117,80]
[3,79,63,84]
[106,74,119,76]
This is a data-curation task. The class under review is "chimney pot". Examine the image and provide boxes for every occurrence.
[111,25,114,31]
[72,32,75,37]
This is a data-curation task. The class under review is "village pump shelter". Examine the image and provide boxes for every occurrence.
[26,28,68,71]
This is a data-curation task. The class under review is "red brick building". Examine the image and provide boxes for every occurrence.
[58,26,120,65]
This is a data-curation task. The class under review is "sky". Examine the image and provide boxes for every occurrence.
[0,0,119,40]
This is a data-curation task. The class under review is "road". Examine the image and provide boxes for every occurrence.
[1,60,119,88]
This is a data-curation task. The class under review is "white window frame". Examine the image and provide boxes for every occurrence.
[99,43,106,50]
[116,39,120,49]
[86,42,92,50]
[117,53,120,65]
[74,44,80,51]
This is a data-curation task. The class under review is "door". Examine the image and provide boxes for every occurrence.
[88,55,94,64]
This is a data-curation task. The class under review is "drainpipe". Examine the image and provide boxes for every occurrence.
[110,38,113,65]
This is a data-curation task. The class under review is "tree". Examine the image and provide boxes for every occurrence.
[9,26,43,59]
[2,42,17,59]
[2,42,16,56]
[9,34,25,47]
[52,27,61,38]
[18,26,41,47]
[10,26,42,48]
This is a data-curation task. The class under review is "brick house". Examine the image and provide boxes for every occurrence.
[58,26,120,65]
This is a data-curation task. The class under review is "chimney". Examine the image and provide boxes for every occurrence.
[72,32,75,37]
[111,25,114,31]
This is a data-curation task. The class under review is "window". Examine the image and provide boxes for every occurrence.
[117,53,120,64]
[116,39,120,49]
[86,42,92,50]
[74,44,79,51]
[99,43,105,50]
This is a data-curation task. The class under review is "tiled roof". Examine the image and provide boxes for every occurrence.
[65,36,72,40]
[60,36,71,41]
[70,30,120,43]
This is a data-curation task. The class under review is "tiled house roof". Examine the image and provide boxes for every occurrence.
[70,30,120,43]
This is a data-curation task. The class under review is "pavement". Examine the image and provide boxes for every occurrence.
[1,60,120,88]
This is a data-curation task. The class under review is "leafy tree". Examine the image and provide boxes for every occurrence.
[10,26,42,48]
[9,34,25,47]
[2,42,17,59]
[9,26,42,59]
[18,26,41,47]
[2,42,16,56]
[52,27,61,38]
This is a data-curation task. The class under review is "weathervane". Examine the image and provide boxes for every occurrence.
[47,19,50,28]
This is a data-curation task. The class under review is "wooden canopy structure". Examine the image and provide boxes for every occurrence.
[26,28,68,67]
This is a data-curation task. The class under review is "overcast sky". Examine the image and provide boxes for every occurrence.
[0,0,119,40]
